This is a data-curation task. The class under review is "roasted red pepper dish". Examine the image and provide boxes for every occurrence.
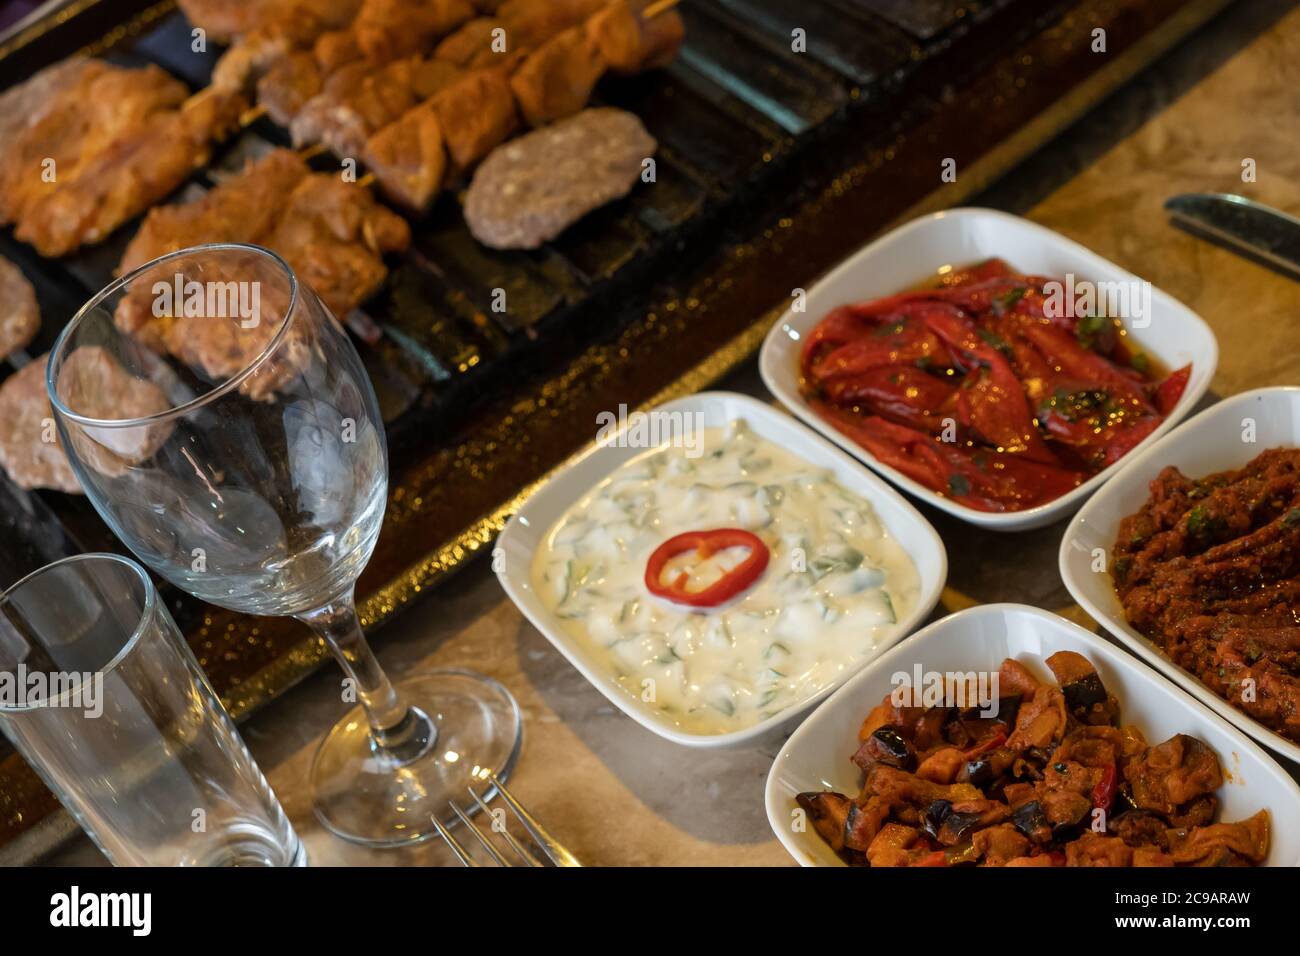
[1113,447,1300,743]
[799,259,1191,512]
[797,652,1269,866]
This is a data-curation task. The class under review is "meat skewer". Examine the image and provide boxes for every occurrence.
[363,0,683,212]
[0,60,247,257]
[114,148,410,362]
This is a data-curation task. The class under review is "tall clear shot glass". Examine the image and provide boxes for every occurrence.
[45,243,522,847]
[0,553,304,866]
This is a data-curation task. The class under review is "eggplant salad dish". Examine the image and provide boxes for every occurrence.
[797,652,1270,867]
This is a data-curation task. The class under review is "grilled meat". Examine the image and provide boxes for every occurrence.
[0,356,80,493]
[291,56,462,159]
[464,107,654,249]
[0,257,40,360]
[114,149,408,357]
[257,50,325,126]
[353,0,475,62]
[0,63,188,228]
[587,0,685,74]
[265,172,412,321]
[178,0,360,44]
[14,88,246,258]
[509,24,606,128]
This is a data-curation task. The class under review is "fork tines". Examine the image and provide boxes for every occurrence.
[434,772,581,868]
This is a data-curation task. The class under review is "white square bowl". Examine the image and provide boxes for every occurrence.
[765,603,1300,866]
[758,207,1219,531]
[1061,386,1300,765]
[494,391,948,748]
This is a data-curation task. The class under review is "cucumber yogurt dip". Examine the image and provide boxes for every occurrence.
[531,420,920,735]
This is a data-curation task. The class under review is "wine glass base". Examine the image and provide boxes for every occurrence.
[310,668,523,848]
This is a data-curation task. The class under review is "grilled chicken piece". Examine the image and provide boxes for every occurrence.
[363,100,450,212]
[256,50,325,126]
[429,67,520,170]
[210,16,330,93]
[510,24,606,127]
[264,174,411,323]
[354,0,475,61]
[315,29,363,70]
[434,17,505,67]
[0,257,40,360]
[14,90,247,258]
[0,58,109,156]
[497,0,610,48]
[159,174,411,399]
[587,0,685,74]
[116,149,312,349]
[0,356,80,493]
[178,0,360,44]
[291,56,462,159]
[0,63,188,228]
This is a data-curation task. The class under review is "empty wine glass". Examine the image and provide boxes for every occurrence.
[46,243,521,847]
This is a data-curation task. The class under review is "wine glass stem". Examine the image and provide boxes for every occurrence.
[297,594,436,757]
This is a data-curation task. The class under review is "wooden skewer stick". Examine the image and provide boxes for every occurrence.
[643,0,682,20]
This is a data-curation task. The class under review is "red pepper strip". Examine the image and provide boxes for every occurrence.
[1018,321,1155,414]
[918,305,1062,465]
[1155,364,1191,415]
[935,257,1017,286]
[821,366,958,434]
[963,731,1007,760]
[810,403,1084,512]
[807,318,949,382]
[1092,763,1118,814]
[955,366,1061,465]
[644,529,770,608]
[1099,415,1162,467]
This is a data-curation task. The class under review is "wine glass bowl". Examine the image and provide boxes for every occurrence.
[47,243,522,847]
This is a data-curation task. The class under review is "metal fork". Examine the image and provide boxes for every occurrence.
[432,771,582,867]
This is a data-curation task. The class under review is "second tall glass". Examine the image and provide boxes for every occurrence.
[46,244,521,846]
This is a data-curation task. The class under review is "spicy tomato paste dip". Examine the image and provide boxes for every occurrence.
[1112,448,1300,742]
[800,259,1191,512]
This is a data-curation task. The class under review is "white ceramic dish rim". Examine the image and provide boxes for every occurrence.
[495,390,949,748]
[1060,385,1300,765]
[758,207,1219,530]
[764,602,1300,866]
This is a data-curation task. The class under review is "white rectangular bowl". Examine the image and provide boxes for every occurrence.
[1061,386,1300,765]
[495,391,948,748]
[765,603,1300,866]
[758,208,1218,531]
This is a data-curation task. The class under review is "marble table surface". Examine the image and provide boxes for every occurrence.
[46,0,1300,866]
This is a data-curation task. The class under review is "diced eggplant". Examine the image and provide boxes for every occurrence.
[852,726,917,772]
[963,757,996,789]
[921,799,952,840]
[1046,650,1117,724]
[796,792,851,852]
[1011,800,1051,844]
[937,811,985,844]
[1061,672,1109,713]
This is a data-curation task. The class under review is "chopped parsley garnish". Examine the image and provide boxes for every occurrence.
[1076,313,1111,351]
[991,287,1027,315]
[948,474,971,497]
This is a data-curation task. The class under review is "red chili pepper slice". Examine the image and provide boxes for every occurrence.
[644,529,770,608]
[1092,763,1118,814]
